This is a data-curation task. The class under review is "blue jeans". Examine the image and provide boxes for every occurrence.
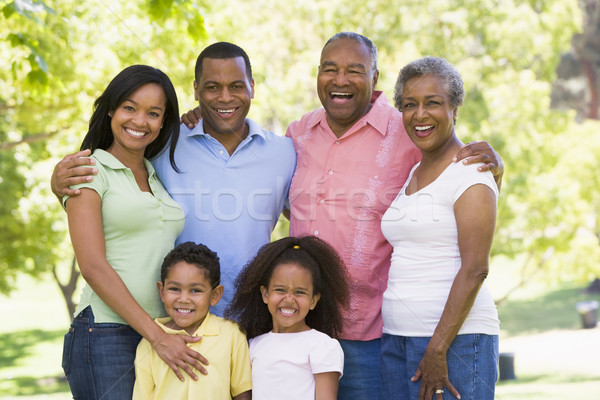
[381,333,499,400]
[61,306,142,400]
[338,339,382,400]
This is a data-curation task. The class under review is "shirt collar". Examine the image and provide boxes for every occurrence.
[93,149,157,178]
[185,118,266,142]
[155,313,220,337]
[308,90,392,137]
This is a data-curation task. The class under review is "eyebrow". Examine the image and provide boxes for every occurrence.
[321,61,367,71]
[123,98,164,111]
[202,80,247,86]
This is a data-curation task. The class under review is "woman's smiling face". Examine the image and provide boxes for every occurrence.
[400,74,458,154]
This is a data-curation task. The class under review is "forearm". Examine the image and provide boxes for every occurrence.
[82,261,165,345]
[428,267,486,355]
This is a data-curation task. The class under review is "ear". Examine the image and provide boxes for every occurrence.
[157,281,165,303]
[249,78,255,99]
[193,80,199,101]
[260,285,269,304]
[453,107,458,121]
[309,293,321,310]
[210,285,224,306]
[372,69,380,89]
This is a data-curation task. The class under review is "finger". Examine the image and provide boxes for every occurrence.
[445,381,461,399]
[168,362,185,382]
[177,361,199,380]
[435,388,444,399]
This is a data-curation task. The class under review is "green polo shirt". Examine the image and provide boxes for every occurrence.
[65,149,185,323]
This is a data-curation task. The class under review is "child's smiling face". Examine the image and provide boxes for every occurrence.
[158,261,223,335]
[260,263,321,333]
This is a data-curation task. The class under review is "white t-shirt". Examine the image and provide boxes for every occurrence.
[249,329,344,399]
[380,161,500,337]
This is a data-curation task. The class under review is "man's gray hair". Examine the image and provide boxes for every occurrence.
[323,32,378,72]
[394,56,464,109]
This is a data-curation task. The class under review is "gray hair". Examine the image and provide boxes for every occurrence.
[323,32,378,72]
[394,56,464,109]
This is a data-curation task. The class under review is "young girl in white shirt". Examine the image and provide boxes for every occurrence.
[225,236,350,400]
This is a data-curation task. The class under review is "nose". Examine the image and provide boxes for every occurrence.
[415,104,427,119]
[218,87,233,102]
[333,70,349,86]
[131,111,147,126]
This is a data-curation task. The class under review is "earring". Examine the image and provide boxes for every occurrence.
[108,112,112,117]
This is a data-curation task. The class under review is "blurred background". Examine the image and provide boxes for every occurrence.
[1,0,599,398]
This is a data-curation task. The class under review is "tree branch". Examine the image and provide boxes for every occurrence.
[0,131,59,151]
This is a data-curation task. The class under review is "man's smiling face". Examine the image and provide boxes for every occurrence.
[194,56,254,139]
[317,38,379,137]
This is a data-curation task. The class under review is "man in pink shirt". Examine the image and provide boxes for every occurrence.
[285,32,502,400]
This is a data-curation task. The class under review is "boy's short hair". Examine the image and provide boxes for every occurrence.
[160,242,221,288]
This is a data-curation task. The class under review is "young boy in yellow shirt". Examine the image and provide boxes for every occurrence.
[133,242,251,400]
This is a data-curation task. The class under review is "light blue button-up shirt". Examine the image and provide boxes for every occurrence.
[152,119,296,315]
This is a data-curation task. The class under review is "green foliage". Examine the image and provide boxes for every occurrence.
[0,0,598,300]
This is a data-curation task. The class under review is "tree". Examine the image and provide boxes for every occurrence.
[1,0,598,317]
[0,0,209,318]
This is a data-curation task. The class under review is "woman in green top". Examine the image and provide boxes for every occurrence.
[61,65,207,399]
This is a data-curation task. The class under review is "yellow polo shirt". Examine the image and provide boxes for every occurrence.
[133,313,252,399]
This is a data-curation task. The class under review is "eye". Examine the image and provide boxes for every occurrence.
[427,100,441,106]
[295,290,307,295]
[402,102,415,110]
[168,286,180,292]
[273,287,286,293]
[190,288,203,293]
[123,105,135,111]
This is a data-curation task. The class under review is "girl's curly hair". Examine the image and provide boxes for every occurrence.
[224,236,350,339]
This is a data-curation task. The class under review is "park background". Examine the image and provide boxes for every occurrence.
[1,0,600,398]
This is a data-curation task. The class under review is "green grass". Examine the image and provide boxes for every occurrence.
[2,268,600,399]
[497,283,600,337]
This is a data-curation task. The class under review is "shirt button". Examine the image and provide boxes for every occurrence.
[328,170,333,175]
[319,199,324,204]
[336,140,340,144]
[374,175,378,179]
[219,150,224,155]
[314,230,319,235]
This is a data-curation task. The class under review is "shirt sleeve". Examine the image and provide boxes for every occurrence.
[132,339,155,400]
[229,325,253,397]
[62,156,108,207]
[450,162,499,204]
[309,336,344,377]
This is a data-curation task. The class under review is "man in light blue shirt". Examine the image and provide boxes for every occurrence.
[152,113,295,314]
[52,42,296,315]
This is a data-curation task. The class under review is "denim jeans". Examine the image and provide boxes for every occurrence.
[381,333,499,400]
[61,306,142,400]
[338,338,382,400]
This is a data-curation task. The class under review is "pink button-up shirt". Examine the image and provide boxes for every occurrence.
[286,91,421,340]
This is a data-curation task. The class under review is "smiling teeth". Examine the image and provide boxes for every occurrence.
[331,92,352,97]
[216,109,234,114]
[126,128,146,137]
[415,125,433,131]
[280,308,296,315]
[176,308,191,314]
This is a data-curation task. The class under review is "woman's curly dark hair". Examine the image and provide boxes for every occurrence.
[224,236,350,340]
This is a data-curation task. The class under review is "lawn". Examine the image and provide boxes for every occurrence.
[1,267,599,399]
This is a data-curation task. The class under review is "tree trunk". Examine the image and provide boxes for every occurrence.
[51,255,80,320]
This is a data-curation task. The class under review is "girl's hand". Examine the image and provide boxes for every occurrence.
[151,333,208,381]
